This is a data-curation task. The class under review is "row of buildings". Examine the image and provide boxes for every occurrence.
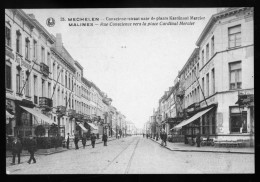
[145,7,254,146]
[5,9,136,139]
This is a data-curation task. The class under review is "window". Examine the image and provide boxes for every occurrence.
[34,75,37,104]
[211,68,215,94]
[48,82,51,98]
[5,25,11,47]
[206,73,209,97]
[229,61,242,89]
[65,74,67,88]
[230,107,247,133]
[202,77,205,96]
[16,30,21,53]
[47,52,51,67]
[25,38,30,60]
[6,61,12,89]
[25,72,30,97]
[228,25,241,48]
[53,63,55,80]
[33,40,37,60]
[69,77,70,90]
[42,79,45,97]
[206,44,209,62]
[41,46,45,63]
[201,50,204,66]
[211,36,214,56]
[16,67,21,93]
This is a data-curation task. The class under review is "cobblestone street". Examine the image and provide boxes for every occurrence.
[6,136,254,174]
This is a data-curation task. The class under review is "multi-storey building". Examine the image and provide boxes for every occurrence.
[5,9,55,137]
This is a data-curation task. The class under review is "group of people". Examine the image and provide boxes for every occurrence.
[10,135,37,165]
[10,132,110,166]
[66,132,109,150]
[142,129,168,147]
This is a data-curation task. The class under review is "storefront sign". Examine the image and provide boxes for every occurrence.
[236,94,254,107]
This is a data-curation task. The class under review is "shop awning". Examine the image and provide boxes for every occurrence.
[112,129,116,133]
[171,107,214,130]
[6,110,14,119]
[76,122,88,132]
[20,106,54,125]
[86,122,98,130]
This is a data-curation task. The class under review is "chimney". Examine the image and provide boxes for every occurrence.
[55,33,63,51]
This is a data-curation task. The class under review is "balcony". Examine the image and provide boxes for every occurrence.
[57,105,66,115]
[68,109,76,118]
[40,62,49,76]
[176,90,185,98]
[39,97,53,109]
[74,113,84,120]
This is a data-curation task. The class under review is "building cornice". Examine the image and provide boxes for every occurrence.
[196,7,250,46]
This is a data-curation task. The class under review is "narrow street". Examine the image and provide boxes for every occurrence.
[6,136,254,174]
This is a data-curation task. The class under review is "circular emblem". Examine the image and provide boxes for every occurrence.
[46,17,55,27]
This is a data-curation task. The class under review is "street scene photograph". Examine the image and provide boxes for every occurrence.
[5,8,254,174]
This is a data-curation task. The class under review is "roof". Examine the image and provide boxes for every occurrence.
[196,7,249,46]
[81,77,92,88]
[74,60,84,70]
[27,13,55,44]
[178,48,199,77]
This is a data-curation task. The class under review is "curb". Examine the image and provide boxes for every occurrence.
[149,138,254,154]
[6,137,118,157]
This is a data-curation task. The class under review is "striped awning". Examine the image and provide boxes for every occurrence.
[6,110,14,119]
[76,122,88,132]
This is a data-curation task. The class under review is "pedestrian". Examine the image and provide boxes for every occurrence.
[74,135,79,150]
[11,137,22,165]
[90,133,96,148]
[82,135,87,149]
[102,132,108,146]
[117,133,120,139]
[196,133,201,147]
[66,133,70,149]
[146,133,148,138]
[27,135,37,164]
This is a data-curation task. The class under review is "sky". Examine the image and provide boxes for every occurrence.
[23,8,217,129]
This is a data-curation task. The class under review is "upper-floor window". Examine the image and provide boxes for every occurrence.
[33,40,37,60]
[5,25,11,47]
[25,72,30,97]
[201,50,204,66]
[206,73,209,97]
[16,30,21,53]
[47,52,51,68]
[211,36,214,56]
[5,61,12,89]
[202,77,205,96]
[211,68,215,94]
[25,38,30,60]
[229,61,242,90]
[228,25,241,48]
[41,46,45,63]
[206,44,209,62]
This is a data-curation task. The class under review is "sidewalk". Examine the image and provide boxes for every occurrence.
[149,137,254,154]
[6,136,118,157]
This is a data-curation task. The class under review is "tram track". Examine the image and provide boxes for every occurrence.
[100,137,140,173]
[124,137,140,174]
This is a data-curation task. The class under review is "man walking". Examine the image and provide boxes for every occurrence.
[74,135,79,150]
[66,133,70,149]
[11,137,22,165]
[90,133,96,148]
[102,132,108,146]
[160,129,167,147]
[82,134,87,149]
[27,135,37,164]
